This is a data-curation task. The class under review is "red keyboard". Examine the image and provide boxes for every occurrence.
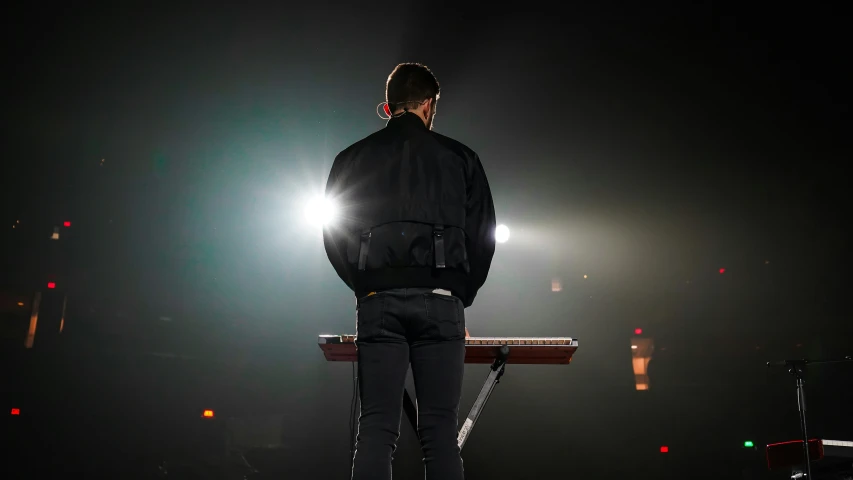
[766,438,853,469]
[318,335,578,364]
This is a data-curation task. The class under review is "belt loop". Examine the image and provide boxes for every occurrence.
[434,224,445,269]
[358,228,371,271]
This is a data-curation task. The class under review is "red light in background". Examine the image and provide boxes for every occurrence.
[63,221,71,227]
[202,409,215,418]
[47,282,56,289]
[11,408,20,415]
[634,328,643,335]
[660,446,669,453]
[719,268,726,274]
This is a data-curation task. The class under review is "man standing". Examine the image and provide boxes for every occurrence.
[323,63,496,480]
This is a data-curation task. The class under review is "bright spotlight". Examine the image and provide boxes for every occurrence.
[495,224,510,244]
[304,196,338,227]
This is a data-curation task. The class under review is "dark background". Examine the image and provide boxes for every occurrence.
[2,3,851,479]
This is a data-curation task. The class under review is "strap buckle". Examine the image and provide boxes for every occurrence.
[434,224,445,269]
[358,228,371,271]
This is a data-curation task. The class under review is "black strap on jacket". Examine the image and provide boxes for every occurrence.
[433,224,446,269]
[358,228,371,271]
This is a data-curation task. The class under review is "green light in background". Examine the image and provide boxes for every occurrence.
[743,441,754,448]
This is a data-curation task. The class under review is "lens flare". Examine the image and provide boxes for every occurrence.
[495,224,510,243]
[304,196,339,227]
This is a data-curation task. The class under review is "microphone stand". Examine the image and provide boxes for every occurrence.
[766,356,853,479]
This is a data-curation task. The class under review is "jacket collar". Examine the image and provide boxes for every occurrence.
[386,111,427,130]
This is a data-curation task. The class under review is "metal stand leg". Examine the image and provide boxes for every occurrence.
[790,364,813,479]
[457,346,510,450]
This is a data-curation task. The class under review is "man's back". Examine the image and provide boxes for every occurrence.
[333,112,471,229]
[324,111,495,308]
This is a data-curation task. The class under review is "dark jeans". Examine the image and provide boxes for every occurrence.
[351,287,466,480]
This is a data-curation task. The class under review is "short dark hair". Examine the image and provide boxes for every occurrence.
[385,63,440,112]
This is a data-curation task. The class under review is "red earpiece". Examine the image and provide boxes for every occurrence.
[377,102,392,119]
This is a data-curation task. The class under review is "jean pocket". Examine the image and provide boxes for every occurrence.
[356,293,385,341]
[423,293,464,340]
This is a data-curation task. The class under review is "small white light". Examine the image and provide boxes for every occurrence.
[631,345,638,350]
[495,224,510,243]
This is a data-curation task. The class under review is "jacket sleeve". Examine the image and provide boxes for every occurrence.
[323,154,356,292]
[463,153,497,306]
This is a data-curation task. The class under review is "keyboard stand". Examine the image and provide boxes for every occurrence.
[401,345,510,451]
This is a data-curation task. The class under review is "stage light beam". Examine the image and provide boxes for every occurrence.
[304,196,339,228]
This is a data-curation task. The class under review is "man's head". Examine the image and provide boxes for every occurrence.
[385,63,440,130]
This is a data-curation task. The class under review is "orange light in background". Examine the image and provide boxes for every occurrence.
[47,282,56,289]
[551,277,562,292]
[631,337,654,391]
[17,302,24,307]
[59,295,68,333]
[660,446,669,453]
[202,409,215,418]
[25,292,42,349]
[63,221,71,227]
[11,408,20,415]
